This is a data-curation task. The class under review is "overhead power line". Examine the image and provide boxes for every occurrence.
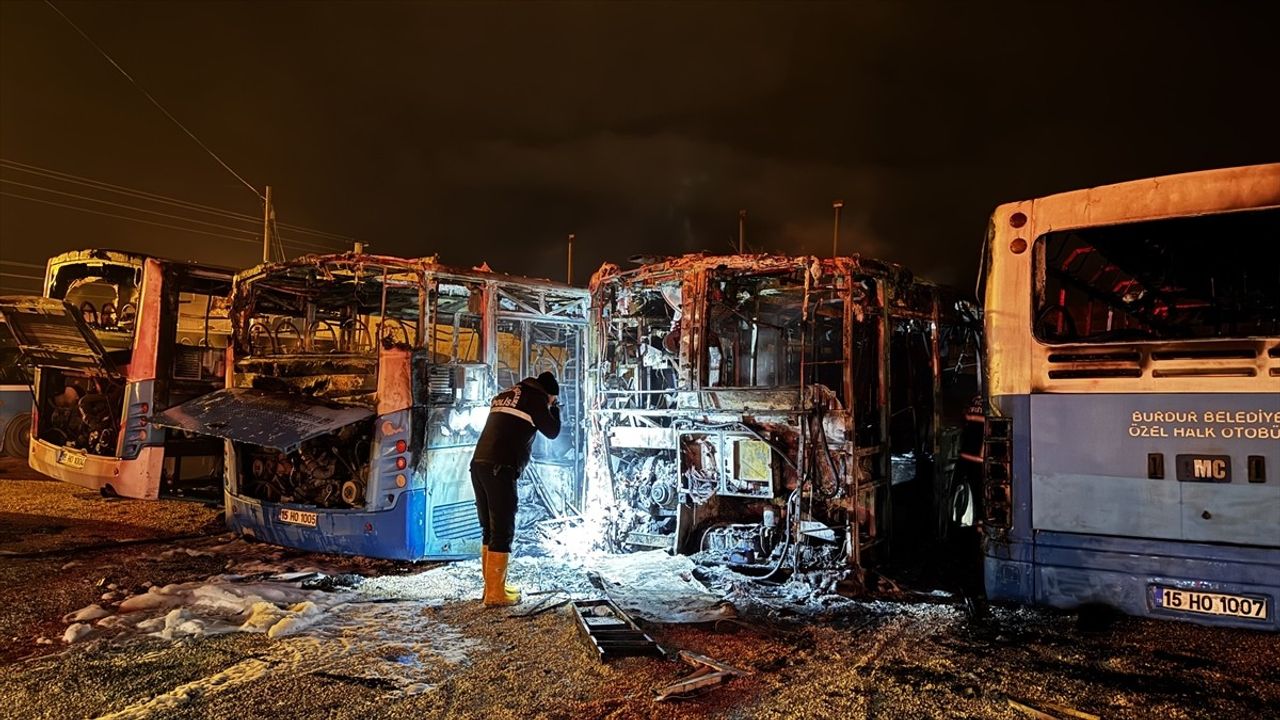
[43,0,262,199]
[0,177,336,252]
[1,190,329,254]
[0,178,262,238]
[0,159,357,244]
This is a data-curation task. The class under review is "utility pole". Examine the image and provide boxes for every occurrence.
[567,233,575,285]
[831,200,844,258]
[261,185,273,263]
[738,210,746,254]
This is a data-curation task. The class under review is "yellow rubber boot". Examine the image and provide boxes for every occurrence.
[483,550,520,607]
[481,545,519,596]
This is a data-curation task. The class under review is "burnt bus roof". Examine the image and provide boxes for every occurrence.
[233,252,588,299]
[46,249,237,278]
[590,252,941,291]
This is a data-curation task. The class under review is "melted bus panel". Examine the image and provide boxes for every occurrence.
[587,254,980,591]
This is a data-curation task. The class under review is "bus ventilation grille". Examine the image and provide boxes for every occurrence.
[173,346,206,380]
[430,500,482,540]
[1046,351,1141,379]
[426,366,454,404]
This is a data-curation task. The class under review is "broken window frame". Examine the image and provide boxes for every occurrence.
[587,254,978,588]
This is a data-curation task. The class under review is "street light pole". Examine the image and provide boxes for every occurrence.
[567,233,575,285]
[831,200,844,258]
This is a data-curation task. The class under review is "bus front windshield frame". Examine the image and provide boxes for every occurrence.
[1032,207,1280,344]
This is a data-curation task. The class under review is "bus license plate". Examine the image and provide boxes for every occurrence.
[279,509,318,527]
[1152,585,1269,621]
[57,449,87,469]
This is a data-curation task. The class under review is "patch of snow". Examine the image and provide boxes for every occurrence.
[63,623,92,644]
[591,550,734,623]
[63,604,111,623]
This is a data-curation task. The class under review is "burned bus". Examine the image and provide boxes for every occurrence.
[155,253,589,561]
[0,250,234,498]
[586,253,981,589]
[979,164,1279,629]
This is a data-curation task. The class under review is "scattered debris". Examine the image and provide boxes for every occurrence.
[570,599,664,661]
[1008,698,1100,720]
[654,650,752,702]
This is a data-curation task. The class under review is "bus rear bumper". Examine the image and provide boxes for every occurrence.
[225,489,481,562]
[28,438,163,499]
[985,532,1279,631]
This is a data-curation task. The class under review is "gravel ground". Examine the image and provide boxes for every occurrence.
[1,468,1277,720]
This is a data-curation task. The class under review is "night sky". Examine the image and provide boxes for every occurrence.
[2,1,1277,294]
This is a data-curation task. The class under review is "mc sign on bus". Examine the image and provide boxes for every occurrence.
[1176,454,1232,482]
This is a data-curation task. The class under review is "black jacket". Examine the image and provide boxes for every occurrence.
[471,377,561,471]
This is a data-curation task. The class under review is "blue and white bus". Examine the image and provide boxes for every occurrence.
[155,253,589,561]
[0,342,32,459]
[978,164,1279,629]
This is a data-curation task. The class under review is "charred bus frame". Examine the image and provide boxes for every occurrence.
[586,254,980,589]
[156,253,589,561]
[0,249,234,499]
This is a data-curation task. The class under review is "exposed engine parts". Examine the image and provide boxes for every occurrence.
[40,373,123,456]
[588,254,981,589]
[241,422,372,508]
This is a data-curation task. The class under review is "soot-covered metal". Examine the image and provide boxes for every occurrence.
[586,253,982,592]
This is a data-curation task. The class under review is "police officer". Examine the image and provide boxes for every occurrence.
[470,371,561,606]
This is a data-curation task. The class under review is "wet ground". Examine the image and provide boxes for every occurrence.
[0,459,1276,720]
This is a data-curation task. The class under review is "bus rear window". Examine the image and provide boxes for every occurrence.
[49,262,141,352]
[1034,207,1280,343]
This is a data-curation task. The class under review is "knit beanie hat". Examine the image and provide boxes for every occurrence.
[536,371,559,397]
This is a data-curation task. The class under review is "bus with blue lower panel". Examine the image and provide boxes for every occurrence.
[0,250,233,498]
[0,343,33,459]
[978,164,1279,630]
[155,253,589,561]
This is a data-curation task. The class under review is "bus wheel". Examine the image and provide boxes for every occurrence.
[3,414,31,458]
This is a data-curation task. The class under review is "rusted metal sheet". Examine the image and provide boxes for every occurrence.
[152,387,373,453]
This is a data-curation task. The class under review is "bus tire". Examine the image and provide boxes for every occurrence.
[3,413,31,458]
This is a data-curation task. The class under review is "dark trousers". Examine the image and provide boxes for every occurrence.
[470,461,519,553]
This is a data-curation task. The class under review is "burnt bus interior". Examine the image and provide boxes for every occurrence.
[223,255,587,528]
[1034,207,1279,345]
[25,253,232,493]
[227,258,421,508]
[588,254,980,591]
